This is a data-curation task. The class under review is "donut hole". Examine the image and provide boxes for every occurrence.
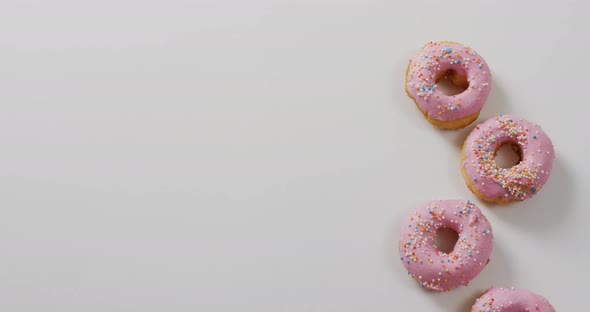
[495,142,523,168]
[435,69,469,96]
[434,227,459,254]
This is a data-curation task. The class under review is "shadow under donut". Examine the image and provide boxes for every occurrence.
[428,242,513,311]
[435,79,511,150]
[486,156,573,231]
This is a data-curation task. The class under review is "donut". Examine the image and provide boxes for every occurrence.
[472,287,556,312]
[405,41,492,129]
[461,115,555,203]
[399,200,493,291]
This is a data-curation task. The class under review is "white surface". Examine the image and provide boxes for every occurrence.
[0,0,588,311]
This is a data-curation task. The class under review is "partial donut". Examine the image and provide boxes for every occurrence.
[472,287,556,312]
[405,41,492,129]
[399,200,493,291]
[461,115,555,203]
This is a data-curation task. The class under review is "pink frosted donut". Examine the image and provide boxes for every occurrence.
[405,41,492,129]
[399,200,493,291]
[461,115,555,203]
[472,287,556,312]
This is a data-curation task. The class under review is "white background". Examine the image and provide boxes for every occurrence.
[0,0,588,311]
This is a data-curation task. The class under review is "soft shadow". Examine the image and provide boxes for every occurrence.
[435,80,511,149]
[479,79,511,120]
[431,290,482,312]
[428,243,512,311]
[488,157,573,231]
[466,242,513,291]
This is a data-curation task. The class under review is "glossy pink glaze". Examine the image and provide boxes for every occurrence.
[406,42,492,121]
[472,287,556,312]
[462,115,555,201]
[399,200,493,291]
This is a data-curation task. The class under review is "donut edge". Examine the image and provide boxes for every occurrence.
[460,138,521,204]
[404,41,482,130]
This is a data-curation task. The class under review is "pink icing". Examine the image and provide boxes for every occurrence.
[399,200,493,291]
[472,287,556,312]
[462,115,555,201]
[406,42,492,121]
